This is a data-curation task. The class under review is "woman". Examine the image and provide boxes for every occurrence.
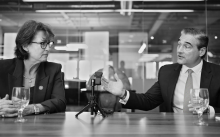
[0,20,66,117]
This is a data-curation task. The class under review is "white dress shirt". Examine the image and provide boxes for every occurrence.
[173,60,203,112]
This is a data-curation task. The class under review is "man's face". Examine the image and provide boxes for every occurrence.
[177,33,205,68]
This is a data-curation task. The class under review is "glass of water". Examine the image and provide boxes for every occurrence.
[190,88,209,126]
[12,87,30,123]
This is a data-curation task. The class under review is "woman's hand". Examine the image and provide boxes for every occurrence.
[0,94,18,118]
[23,105,34,116]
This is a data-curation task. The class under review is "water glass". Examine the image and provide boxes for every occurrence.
[190,88,209,125]
[12,87,30,123]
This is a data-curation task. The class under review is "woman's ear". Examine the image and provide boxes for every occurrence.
[22,45,29,52]
[199,47,206,57]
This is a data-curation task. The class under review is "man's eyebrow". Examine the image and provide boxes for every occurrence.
[185,41,193,46]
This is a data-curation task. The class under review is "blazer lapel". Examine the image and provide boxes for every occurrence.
[8,59,24,98]
[33,62,49,103]
[200,61,212,89]
[167,64,182,111]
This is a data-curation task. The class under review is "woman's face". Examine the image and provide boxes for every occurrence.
[24,30,52,64]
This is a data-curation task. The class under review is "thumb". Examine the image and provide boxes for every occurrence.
[2,94,9,100]
[114,73,120,81]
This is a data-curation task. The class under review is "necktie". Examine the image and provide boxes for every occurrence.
[183,69,193,113]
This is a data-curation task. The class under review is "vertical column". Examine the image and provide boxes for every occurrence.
[4,33,17,59]
[0,26,3,59]
[172,41,178,63]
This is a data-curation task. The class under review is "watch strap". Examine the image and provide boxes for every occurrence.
[33,104,40,114]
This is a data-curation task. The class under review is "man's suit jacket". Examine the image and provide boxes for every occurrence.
[0,58,66,113]
[124,60,220,113]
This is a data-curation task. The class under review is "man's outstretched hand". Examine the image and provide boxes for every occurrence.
[101,73,125,97]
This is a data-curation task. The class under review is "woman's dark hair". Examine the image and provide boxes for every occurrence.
[15,20,54,60]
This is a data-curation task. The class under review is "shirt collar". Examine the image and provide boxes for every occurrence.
[181,60,203,74]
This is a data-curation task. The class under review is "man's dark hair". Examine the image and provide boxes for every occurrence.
[15,20,54,60]
[181,28,209,59]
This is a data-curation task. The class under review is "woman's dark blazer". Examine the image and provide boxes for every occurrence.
[0,58,66,113]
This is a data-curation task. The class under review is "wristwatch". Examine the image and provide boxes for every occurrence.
[33,104,40,114]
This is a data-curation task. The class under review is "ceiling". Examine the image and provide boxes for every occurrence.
[0,0,220,62]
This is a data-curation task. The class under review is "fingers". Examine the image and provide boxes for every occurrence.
[0,100,13,106]
[1,108,18,114]
[2,94,9,100]
[101,77,109,88]
[188,102,197,115]
[101,76,109,84]
[1,104,17,109]
[0,113,18,118]
[0,107,18,118]
[114,73,120,81]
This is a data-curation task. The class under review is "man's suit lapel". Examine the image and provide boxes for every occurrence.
[200,61,212,89]
[167,64,182,111]
[8,59,24,98]
[33,62,49,103]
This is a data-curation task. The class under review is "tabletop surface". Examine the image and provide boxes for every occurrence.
[0,112,220,137]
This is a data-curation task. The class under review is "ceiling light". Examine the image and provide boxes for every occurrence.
[23,0,204,2]
[207,51,214,57]
[215,36,218,39]
[138,42,147,54]
[36,9,194,13]
[150,36,154,40]
[54,43,87,51]
[57,40,62,44]
[162,40,167,44]
[54,46,68,51]
[36,10,115,13]
[117,9,194,12]
[135,0,203,1]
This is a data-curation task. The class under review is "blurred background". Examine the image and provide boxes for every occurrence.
[0,0,220,112]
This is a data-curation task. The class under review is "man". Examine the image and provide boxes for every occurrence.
[102,28,220,114]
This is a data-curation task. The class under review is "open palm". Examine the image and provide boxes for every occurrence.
[101,73,124,97]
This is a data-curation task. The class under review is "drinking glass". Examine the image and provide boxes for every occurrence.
[190,88,209,126]
[12,87,30,123]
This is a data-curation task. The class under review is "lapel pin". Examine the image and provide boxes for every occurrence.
[39,86,43,90]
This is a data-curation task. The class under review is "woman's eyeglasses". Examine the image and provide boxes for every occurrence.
[31,41,54,49]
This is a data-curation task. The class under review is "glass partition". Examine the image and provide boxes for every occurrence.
[0,0,219,108]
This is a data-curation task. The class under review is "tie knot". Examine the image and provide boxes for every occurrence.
[188,69,193,75]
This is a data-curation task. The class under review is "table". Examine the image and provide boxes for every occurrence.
[1,112,220,137]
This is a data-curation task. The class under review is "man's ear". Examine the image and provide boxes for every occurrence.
[199,47,206,57]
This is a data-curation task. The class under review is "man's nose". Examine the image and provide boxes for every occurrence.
[177,45,184,52]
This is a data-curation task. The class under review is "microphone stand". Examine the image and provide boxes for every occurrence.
[75,79,106,118]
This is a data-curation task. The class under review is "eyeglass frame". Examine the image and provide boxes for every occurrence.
[31,41,54,49]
